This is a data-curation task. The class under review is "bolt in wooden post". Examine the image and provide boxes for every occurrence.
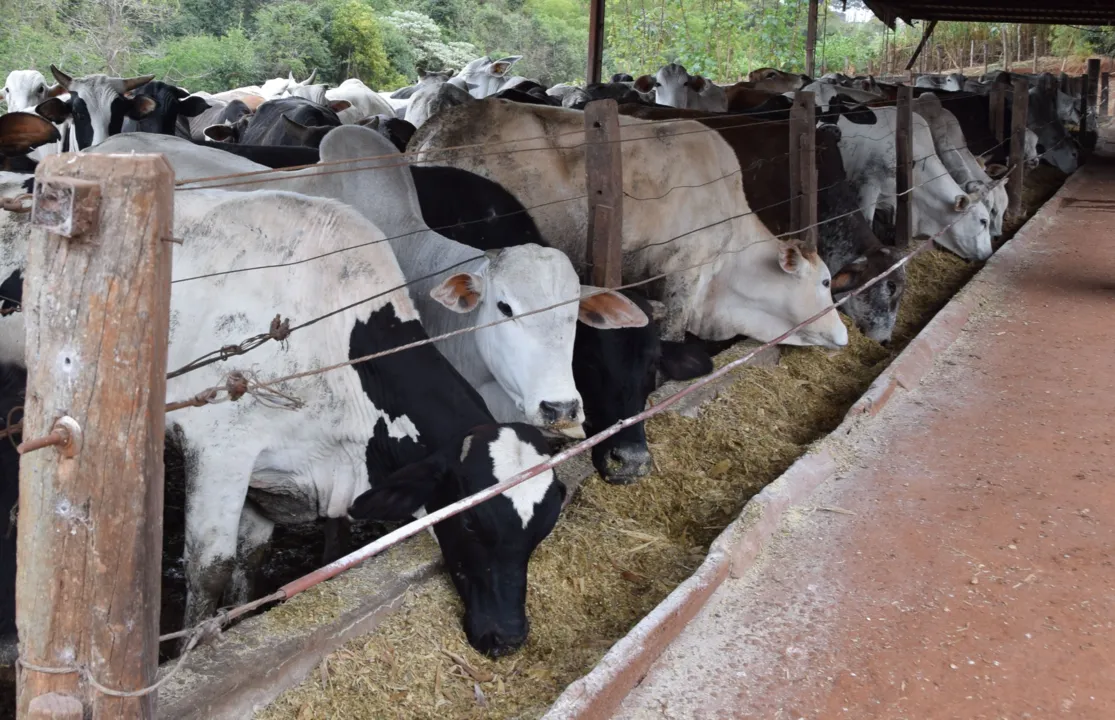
[584,99,623,289]
[789,91,818,251]
[1101,73,1110,119]
[1008,77,1029,219]
[17,153,174,719]
[989,83,1006,143]
[895,85,914,250]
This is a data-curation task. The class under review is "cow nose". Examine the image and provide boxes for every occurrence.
[602,443,653,484]
[539,400,580,424]
[473,628,528,658]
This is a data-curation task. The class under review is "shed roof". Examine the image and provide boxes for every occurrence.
[862,0,1115,28]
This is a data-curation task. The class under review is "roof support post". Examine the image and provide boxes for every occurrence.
[906,20,938,72]
[1087,58,1101,132]
[895,85,914,250]
[1101,73,1109,120]
[1008,77,1028,220]
[789,91,818,251]
[587,0,606,86]
[805,0,820,78]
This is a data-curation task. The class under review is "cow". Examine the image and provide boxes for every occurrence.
[409,99,848,349]
[2,70,65,112]
[913,92,1009,238]
[915,73,966,92]
[567,82,654,109]
[748,67,810,94]
[0,112,60,172]
[406,80,473,128]
[0,177,570,656]
[452,56,525,99]
[357,114,416,152]
[122,80,211,136]
[410,163,714,482]
[835,106,993,261]
[97,128,649,435]
[182,98,254,143]
[259,69,317,99]
[325,78,396,124]
[611,73,635,83]
[622,105,904,344]
[723,82,792,114]
[634,64,727,111]
[32,65,156,150]
[203,96,350,147]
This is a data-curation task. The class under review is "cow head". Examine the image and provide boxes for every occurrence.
[748,67,809,94]
[573,291,711,483]
[279,112,347,148]
[349,423,564,657]
[123,81,210,136]
[643,63,709,109]
[430,247,647,435]
[454,56,523,99]
[3,70,65,113]
[35,66,155,149]
[831,249,906,345]
[1028,88,1079,174]
[203,114,252,143]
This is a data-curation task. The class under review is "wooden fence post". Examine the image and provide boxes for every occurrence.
[1032,36,1039,73]
[990,83,1006,143]
[895,85,914,250]
[1078,73,1089,145]
[1101,73,1110,119]
[584,99,623,289]
[1087,59,1101,130]
[16,153,174,719]
[789,91,818,250]
[983,42,989,75]
[1008,77,1029,219]
[1060,72,1070,96]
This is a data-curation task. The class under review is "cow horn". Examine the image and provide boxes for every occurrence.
[303,69,317,85]
[121,74,155,92]
[50,65,73,91]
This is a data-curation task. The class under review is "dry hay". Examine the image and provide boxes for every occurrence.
[257,173,1061,720]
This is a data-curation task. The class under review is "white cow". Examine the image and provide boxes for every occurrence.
[913,93,1008,239]
[634,64,727,112]
[97,129,647,433]
[836,106,992,261]
[2,70,68,160]
[409,99,847,349]
[451,56,525,99]
[325,78,395,124]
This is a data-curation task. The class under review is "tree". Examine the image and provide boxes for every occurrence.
[138,29,261,92]
[330,0,404,87]
[383,10,478,72]
[61,0,175,74]
[252,1,332,79]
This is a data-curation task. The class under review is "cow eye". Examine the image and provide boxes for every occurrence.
[822,278,831,288]
[886,280,897,295]
[36,85,44,93]
[497,301,513,317]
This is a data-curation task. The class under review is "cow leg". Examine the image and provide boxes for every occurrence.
[323,516,351,564]
[182,453,252,637]
[226,499,274,607]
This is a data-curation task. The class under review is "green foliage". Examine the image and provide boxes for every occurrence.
[330,0,405,87]
[137,29,261,93]
[252,1,332,78]
[383,9,477,72]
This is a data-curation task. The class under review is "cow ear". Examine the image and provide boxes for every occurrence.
[974,155,987,169]
[178,95,210,117]
[431,272,484,313]
[687,75,708,92]
[328,100,352,113]
[578,287,648,329]
[985,163,1009,179]
[128,94,157,119]
[832,94,876,124]
[633,75,656,93]
[280,113,313,142]
[349,454,449,521]
[778,240,809,277]
[34,97,72,124]
[830,256,869,293]
[46,83,67,99]
[0,112,61,156]
[488,56,522,76]
[953,194,971,212]
[658,341,713,382]
[203,124,238,142]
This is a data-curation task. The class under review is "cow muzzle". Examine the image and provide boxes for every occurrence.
[538,400,583,438]
[598,442,653,485]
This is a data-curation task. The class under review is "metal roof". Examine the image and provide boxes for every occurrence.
[863,0,1115,28]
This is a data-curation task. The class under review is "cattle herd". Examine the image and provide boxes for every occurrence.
[0,54,1083,662]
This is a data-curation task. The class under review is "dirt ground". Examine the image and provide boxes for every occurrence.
[614,146,1115,719]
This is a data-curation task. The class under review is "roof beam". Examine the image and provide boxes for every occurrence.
[906,20,938,71]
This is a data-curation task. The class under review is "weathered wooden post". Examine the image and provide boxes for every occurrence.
[1008,77,1029,219]
[1059,72,1070,95]
[1101,73,1110,119]
[789,91,818,250]
[983,42,989,75]
[1078,73,1089,145]
[1032,36,1039,73]
[895,85,914,250]
[584,99,623,289]
[16,153,174,719]
[990,83,1006,143]
[1087,59,1101,130]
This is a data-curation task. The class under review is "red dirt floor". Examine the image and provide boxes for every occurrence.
[613,146,1115,719]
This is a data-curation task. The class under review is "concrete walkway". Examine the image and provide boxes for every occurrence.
[613,147,1115,719]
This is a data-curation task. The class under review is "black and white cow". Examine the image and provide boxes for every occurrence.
[203,96,351,147]
[182,97,255,142]
[33,65,156,150]
[410,164,713,482]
